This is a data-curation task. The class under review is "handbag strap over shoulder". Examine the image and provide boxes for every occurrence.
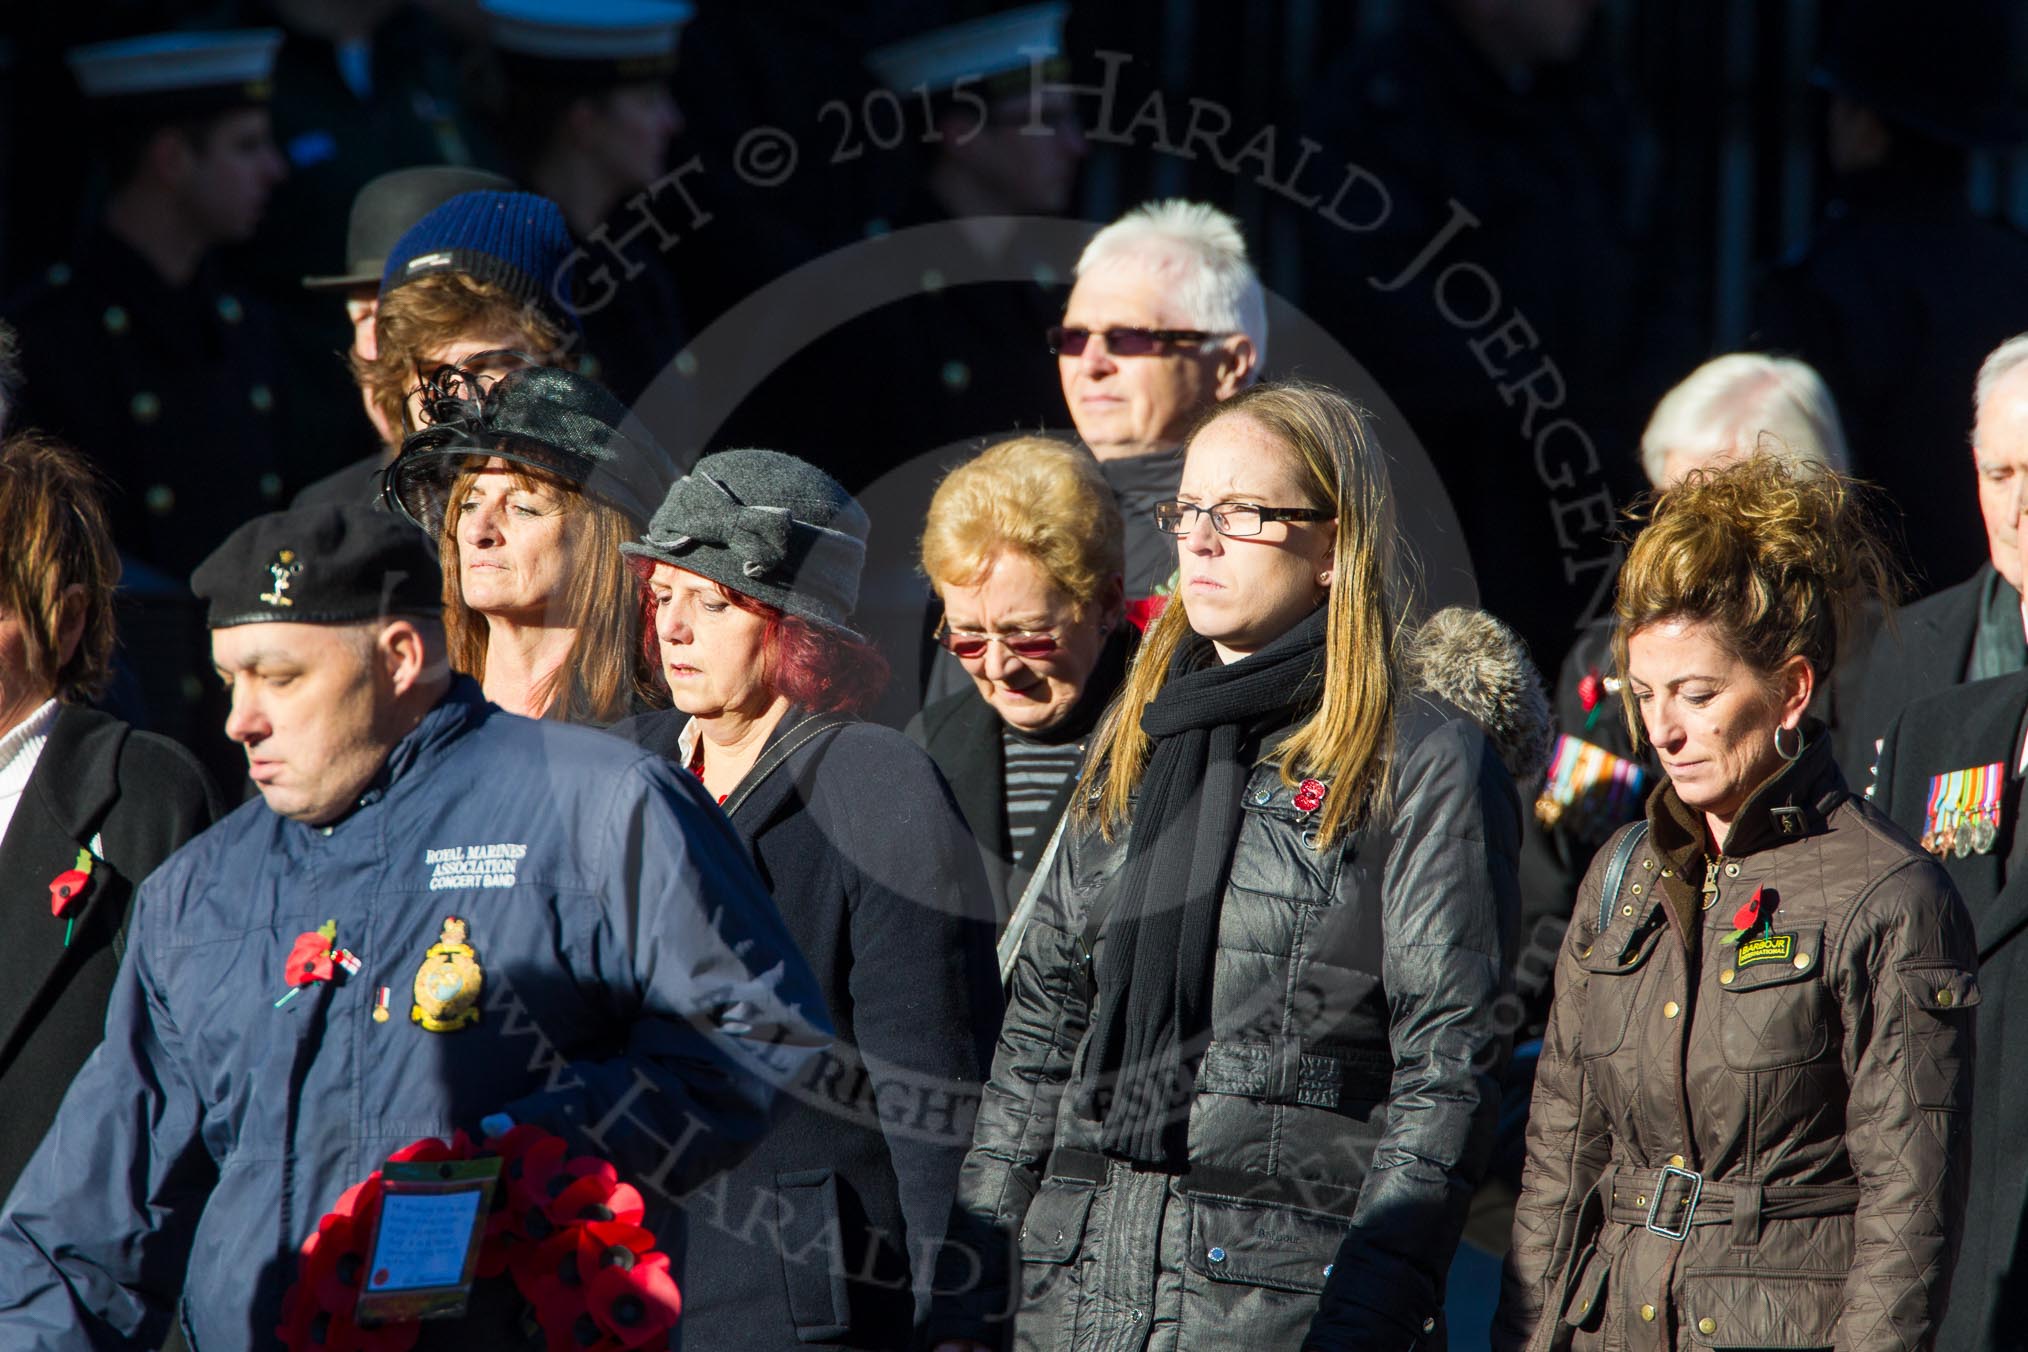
[721,712,856,821]
[1597,820,1650,933]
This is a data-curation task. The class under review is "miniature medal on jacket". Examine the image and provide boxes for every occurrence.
[1921,763,2003,858]
[411,916,483,1032]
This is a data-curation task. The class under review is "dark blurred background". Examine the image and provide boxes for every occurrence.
[4,0,2024,702]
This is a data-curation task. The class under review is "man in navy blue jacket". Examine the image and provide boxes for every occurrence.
[0,505,832,1350]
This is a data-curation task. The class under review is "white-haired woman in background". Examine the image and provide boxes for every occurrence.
[1638,351,1851,488]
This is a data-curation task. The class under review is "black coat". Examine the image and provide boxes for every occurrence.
[1833,565,1990,785]
[932,694,1524,1352]
[907,627,1132,925]
[608,707,1002,1350]
[0,705,220,1202]
[929,606,1555,1351]
[1872,669,2028,1351]
[908,689,1031,925]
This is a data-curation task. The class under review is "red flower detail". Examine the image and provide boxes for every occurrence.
[575,1219,657,1288]
[281,1129,678,1352]
[47,869,90,919]
[386,1130,473,1166]
[1731,885,1767,935]
[516,1224,591,1316]
[549,1170,646,1229]
[1578,670,1603,713]
[284,931,337,987]
[1124,595,1170,632]
[588,1249,681,1349]
[1292,778,1329,814]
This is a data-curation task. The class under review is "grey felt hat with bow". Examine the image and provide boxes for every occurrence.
[621,449,870,639]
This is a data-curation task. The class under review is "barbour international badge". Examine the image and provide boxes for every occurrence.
[1735,932,1796,969]
[411,916,484,1032]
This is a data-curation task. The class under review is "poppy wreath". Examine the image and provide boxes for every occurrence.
[277,1127,681,1352]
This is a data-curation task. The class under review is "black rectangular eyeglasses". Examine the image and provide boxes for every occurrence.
[1152,501,1332,537]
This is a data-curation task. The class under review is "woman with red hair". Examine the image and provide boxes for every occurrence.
[607,448,1002,1352]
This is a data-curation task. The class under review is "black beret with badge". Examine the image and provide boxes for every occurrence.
[191,505,444,629]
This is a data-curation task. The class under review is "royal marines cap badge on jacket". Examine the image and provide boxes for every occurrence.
[411,917,484,1032]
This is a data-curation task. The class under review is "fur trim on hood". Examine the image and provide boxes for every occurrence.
[1403,606,1554,789]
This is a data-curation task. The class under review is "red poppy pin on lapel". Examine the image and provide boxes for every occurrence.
[1294,778,1329,814]
[275,920,362,1008]
[48,848,94,948]
[1723,885,1768,947]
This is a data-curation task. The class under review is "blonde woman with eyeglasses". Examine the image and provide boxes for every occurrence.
[927,380,1552,1352]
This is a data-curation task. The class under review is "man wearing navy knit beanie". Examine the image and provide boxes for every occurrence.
[354,189,586,461]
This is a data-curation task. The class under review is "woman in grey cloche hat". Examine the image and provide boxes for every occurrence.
[607,449,1003,1351]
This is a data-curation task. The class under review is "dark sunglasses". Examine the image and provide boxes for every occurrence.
[934,617,1065,660]
[1046,326,1231,357]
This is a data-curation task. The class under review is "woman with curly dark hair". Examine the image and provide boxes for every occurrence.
[607,449,1003,1352]
[1497,457,1976,1351]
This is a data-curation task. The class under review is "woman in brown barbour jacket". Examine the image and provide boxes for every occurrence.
[1494,458,1978,1352]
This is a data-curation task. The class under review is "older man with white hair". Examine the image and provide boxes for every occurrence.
[1053,199,1265,610]
[1841,331,2028,777]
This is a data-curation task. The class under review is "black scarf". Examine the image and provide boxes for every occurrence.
[1080,607,1329,1165]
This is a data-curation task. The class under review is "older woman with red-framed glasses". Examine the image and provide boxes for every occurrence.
[910,435,1132,931]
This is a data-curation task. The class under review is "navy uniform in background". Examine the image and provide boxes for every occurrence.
[7,30,290,582]
[478,0,694,405]
[9,31,293,786]
[1294,1,1694,670]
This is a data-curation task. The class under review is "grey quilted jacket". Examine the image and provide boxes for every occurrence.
[928,610,1550,1352]
[1494,732,1978,1352]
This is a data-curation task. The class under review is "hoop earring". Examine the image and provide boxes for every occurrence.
[1773,724,1804,763]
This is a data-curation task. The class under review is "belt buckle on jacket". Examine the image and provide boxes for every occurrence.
[1644,1165,1702,1241]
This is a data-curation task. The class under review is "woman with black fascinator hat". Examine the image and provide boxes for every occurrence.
[384,360,673,724]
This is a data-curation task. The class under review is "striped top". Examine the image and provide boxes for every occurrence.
[1002,728,1085,866]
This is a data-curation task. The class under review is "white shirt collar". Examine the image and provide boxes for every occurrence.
[0,700,61,795]
[0,701,62,849]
